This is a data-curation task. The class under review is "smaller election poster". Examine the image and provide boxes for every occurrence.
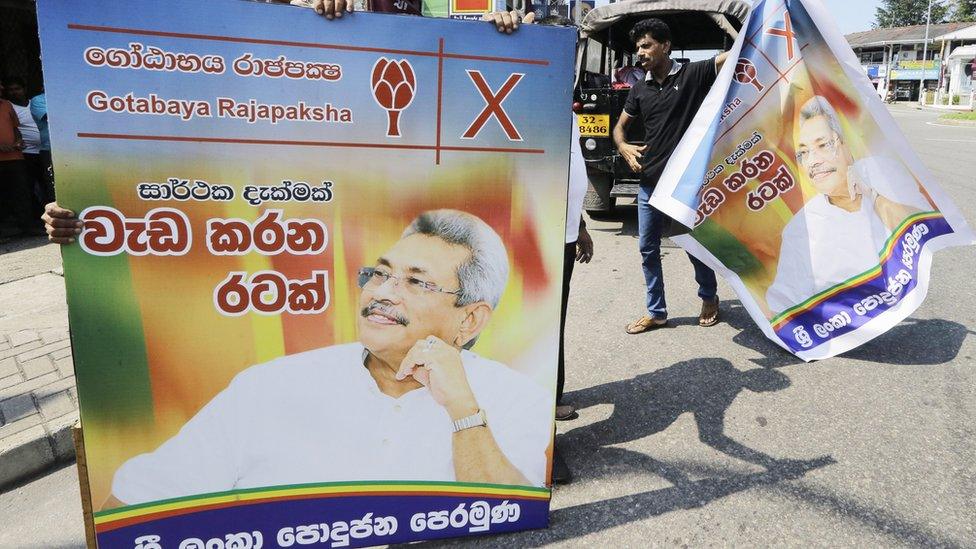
[650,0,975,361]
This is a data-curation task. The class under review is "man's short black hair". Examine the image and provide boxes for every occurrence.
[629,18,671,45]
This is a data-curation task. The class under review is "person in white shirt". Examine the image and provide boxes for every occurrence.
[3,76,45,234]
[106,209,553,508]
[557,119,592,422]
[765,96,928,315]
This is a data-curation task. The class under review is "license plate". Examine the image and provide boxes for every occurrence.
[577,114,610,137]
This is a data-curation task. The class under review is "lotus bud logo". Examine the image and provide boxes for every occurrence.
[371,58,416,138]
[734,58,765,92]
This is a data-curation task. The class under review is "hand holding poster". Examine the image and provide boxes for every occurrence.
[651,0,975,361]
[37,1,574,546]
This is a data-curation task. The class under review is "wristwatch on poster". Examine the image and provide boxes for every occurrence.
[452,409,488,433]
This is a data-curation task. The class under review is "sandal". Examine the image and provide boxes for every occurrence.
[699,298,720,327]
[625,315,668,334]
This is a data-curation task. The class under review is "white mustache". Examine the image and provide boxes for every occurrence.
[362,301,409,326]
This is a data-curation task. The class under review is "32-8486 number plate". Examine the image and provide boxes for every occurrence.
[577,114,610,137]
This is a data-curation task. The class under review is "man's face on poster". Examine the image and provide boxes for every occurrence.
[357,233,473,359]
[796,115,854,197]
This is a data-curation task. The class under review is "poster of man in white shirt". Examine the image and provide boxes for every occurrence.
[765,96,933,314]
[106,209,554,508]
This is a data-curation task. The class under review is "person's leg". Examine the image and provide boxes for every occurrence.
[0,160,36,233]
[552,434,572,484]
[22,153,45,221]
[557,240,576,406]
[38,150,55,203]
[637,185,667,319]
[689,253,720,326]
[0,161,12,226]
[688,253,717,302]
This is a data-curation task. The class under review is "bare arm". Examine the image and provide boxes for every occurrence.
[576,222,593,263]
[873,194,921,232]
[1,126,23,152]
[715,51,730,73]
[613,111,646,172]
[451,414,530,485]
[397,338,531,485]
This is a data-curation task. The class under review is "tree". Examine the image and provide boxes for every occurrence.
[953,0,976,21]
[874,0,951,28]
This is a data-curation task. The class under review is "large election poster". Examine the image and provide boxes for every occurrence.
[37,1,574,546]
[650,0,975,361]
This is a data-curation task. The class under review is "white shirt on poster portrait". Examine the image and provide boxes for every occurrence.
[566,121,587,244]
[111,343,553,505]
[765,157,932,314]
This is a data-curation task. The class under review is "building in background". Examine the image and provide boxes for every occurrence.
[938,25,976,103]
[846,22,976,103]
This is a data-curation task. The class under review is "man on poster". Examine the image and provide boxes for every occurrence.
[765,96,930,314]
[102,209,552,507]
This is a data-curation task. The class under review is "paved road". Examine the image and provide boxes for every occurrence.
[2,105,974,548]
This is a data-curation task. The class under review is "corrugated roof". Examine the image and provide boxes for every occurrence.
[846,22,976,48]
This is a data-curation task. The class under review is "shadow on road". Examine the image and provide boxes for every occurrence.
[590,204,683,246]
[536,457,834,546]
[434,447,966,549]
[589,204,639,237]
[433,355,964,547]
[430,457,832,548]
[721,300,973,367]
[0,234,49,257]
[550,359,833,528]
[428,358,835,547]
[840,317,974,365]
[720,300,806,368]
[560,358,824,477]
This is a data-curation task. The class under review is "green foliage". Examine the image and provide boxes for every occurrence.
[874,0,950,28]
[954,0,976,21]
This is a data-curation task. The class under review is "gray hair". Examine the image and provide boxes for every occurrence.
[401,210,509,309]
[799,96,844,141]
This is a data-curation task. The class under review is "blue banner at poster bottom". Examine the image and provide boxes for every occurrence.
[774,214,952,353]
[100,494,550,548]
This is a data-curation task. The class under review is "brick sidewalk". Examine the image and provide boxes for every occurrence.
[0,328,78,489]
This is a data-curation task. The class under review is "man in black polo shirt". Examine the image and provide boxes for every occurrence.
[613,18,729,334]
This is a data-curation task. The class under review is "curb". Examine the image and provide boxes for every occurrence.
[936,117,976,127]
[916,101,974,112]
[0,413,77,490]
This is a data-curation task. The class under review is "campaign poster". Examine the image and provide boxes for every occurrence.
[448,0,508,21]
[36,0,575,546]
[649,0,974,361]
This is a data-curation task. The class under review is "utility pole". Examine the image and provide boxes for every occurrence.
[919,0,933,104]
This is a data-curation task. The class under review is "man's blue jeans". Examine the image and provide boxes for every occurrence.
[637,184,717,319]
